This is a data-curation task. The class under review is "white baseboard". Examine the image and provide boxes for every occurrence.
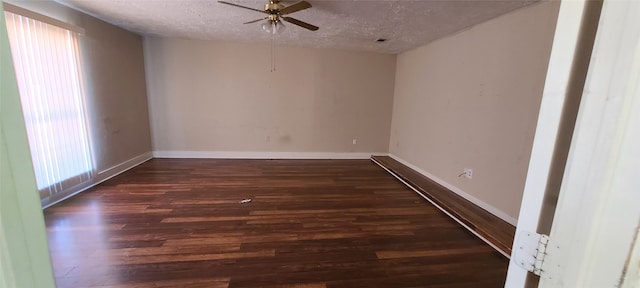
[42,151,152,209]
[96,152,153,180]
[386,154,518,226]
[153,150,381,160]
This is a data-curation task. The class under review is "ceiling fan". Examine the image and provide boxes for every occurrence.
[218,0,319,33]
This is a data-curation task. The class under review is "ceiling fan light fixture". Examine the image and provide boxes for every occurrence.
[261,20,285,34]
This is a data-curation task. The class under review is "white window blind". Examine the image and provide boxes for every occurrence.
[5,10,93,199]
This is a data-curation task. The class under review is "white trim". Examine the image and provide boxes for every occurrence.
[538,0,640,285]
[506,0,594,285]
[371,157,510,258]
[386,154,518,226]
[97,152,153,178]
[42,152,152,209]
[2,2,85,34]
[152,150,381,160]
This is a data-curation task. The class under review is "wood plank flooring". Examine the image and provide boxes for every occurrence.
[44,159,508,288]
[370,156,516,256]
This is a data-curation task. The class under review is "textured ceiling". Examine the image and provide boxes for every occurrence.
[55,0,539,54]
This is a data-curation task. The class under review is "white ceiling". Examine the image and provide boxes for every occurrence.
[56,0,539,54]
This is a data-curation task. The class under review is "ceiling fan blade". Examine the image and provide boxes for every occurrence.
[279,1,312,15]
[244,17,268,24]
[218,1,267,14]
[282,16,318,31]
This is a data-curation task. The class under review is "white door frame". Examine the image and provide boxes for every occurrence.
[505,0,590,284]
[506,0,640,287]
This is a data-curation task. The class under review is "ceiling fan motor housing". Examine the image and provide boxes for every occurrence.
[265,0,284,14]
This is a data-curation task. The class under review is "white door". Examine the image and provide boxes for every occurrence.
[505,0,640,287]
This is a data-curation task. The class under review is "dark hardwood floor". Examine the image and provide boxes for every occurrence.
[44,159,508,288]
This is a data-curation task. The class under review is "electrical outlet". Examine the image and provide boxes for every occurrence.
[464,168,473,179]
[352,139,357,145]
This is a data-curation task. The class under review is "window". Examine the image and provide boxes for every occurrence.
[4,7,93,202]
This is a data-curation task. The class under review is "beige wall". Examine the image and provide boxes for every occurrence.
[144,38,396,154]
[389,1,560,220]
[78,12,151,171]
[4,0,152,172]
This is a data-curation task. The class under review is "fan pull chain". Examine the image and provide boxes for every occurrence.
[270,32,276,72]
